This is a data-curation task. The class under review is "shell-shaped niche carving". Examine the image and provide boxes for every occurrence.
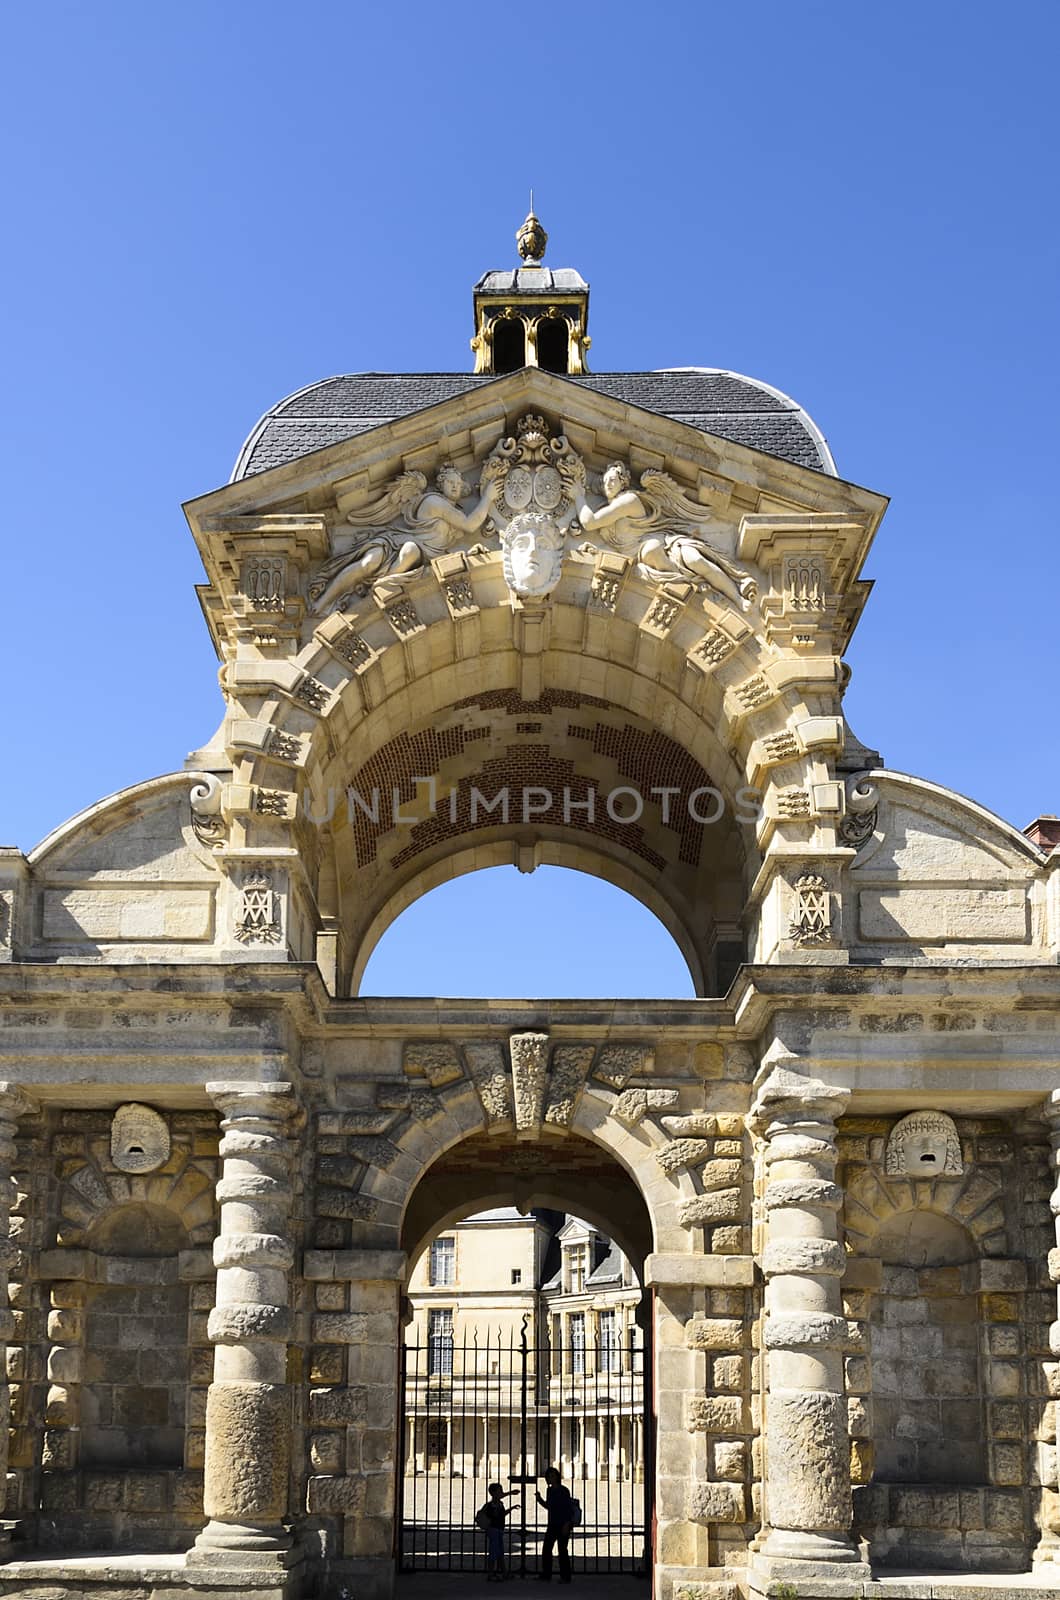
[111,1103,171,1174]
[885,1110,962,1178]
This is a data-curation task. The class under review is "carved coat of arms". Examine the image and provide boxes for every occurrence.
[482,413,583,600]
[306,410,757,615]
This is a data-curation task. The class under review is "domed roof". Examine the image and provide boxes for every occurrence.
[231,366,836,482]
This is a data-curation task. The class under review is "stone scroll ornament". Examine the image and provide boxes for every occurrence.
[885,1110,963,1177]
[189,772,225,850]
[838,776,879,849]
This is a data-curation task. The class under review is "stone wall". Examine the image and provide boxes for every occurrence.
[24,1109,220,1551]
[841,1114,1054,1573]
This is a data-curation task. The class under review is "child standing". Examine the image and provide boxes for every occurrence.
[482,1481,507,1581]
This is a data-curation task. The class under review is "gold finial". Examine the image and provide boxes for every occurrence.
[516,194,547,263]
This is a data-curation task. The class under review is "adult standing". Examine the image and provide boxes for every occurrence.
[536,1467,573,1584]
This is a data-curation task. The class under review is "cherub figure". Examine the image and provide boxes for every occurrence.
[309,465,501,613]
[575,463,757,611]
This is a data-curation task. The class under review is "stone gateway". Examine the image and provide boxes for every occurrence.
[0,212,1058,1600]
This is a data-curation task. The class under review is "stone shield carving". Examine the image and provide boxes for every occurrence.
[111,1103,171,1174]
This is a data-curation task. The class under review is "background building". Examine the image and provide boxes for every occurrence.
[404,1211,644,1484]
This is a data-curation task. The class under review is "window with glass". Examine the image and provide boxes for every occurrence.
[599,1308,620,1373]
[428,1307,454,1375]
[426,1417,448,1464]
[511,1268,522,1285]
[570,1311,586,1375]
[429,1236,455,1286]
[567,1243,588,1293]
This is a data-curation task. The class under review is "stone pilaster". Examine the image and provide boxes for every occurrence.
[1035,1090,1060,1566]
[189,1081,299,1570]
[0,1083,38,1553]
[748,1065,867,1586]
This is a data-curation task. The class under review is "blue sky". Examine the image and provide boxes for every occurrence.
[3,3,1057,996]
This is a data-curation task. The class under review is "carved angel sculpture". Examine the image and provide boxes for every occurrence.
[309,466,500,613]
[575,464,757,611]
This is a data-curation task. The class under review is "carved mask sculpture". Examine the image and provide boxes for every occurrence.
[885,1110,963,1177]
[111,1102,171,1174]
[501,512,565,599]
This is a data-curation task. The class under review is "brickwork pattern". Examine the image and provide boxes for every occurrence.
[347,690,717,874]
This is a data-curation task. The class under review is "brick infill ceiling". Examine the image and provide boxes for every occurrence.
[346,691,713,871]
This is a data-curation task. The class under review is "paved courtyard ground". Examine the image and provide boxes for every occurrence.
[400,1476,647,1575]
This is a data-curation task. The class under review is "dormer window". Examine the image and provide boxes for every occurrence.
[566,1242,588,1294]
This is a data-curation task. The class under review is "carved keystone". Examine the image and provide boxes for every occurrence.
[510,1032,549,1140]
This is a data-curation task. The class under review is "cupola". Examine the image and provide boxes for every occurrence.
[471,206,590,376]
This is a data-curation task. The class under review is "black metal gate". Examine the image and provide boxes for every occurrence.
[398,1316,651,1575]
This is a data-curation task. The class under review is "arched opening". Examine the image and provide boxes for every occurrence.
[360,866,696,998]
[536,317,569,374]
[316,678,753,998]
[397,1131,653,1582]
[492,318,526,373]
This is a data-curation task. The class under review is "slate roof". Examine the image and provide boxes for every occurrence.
[586,1240,625,1287]
[232,369,835,481]
[474,265,589,294]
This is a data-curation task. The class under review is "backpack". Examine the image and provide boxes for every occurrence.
[475,1506,492,1532]
[569,1497,582,1528]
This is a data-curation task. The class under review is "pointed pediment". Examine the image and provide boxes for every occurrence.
[185,367,887,659]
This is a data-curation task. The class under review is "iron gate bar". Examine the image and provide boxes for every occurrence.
[399,1323,648,1575]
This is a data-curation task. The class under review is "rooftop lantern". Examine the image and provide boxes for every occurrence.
[471,203,591,376]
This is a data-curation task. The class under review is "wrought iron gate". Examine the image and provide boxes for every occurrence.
[399,1317,651,1574]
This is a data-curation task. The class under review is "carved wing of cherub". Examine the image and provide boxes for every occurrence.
[307,472,429,610]
[636,469,758,609]
[636,470,723,536]
[344,470,430,531]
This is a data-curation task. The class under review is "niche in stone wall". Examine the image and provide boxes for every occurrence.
[870,1209,983,1484]
[81,1203,190,1469]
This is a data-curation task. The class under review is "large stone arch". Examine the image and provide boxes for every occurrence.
[312,1031,746,1593]
[226,559,843,993]
[350,1037,709,1260]
[181,368,888,992]
[349,839,703,998]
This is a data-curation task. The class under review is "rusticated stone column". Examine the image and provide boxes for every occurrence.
[189,1081,299,1570]
[0,1083,38,1556]
[1035,1091,1060,1565]
[748,1065,867,1585]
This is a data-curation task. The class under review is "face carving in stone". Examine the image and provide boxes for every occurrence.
[501,511,565,599]
[111,1102,171,1174]
[885,1110,963,1177]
